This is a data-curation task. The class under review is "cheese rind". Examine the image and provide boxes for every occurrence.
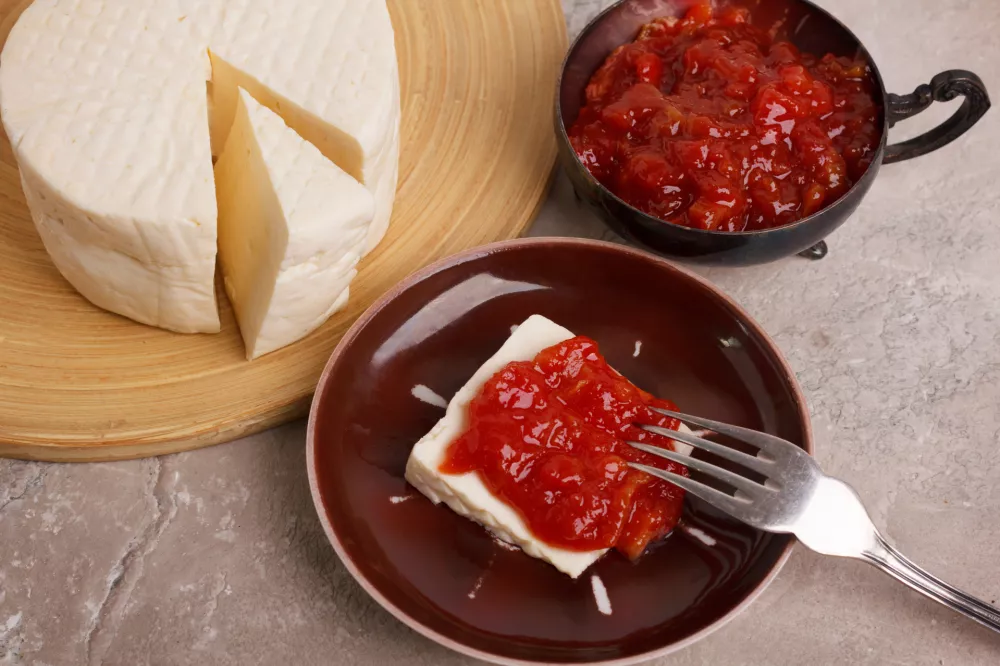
[214,89,373,360]
[406,315,693,578]
[0,0,399,332]
[11,77,220,333]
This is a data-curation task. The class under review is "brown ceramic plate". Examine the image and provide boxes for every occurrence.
[307,238,812,664]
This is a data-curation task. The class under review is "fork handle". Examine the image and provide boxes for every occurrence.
[862,532,1000,633]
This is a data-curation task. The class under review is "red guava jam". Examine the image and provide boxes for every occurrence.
[567,2,880,231]
[440,336,688,559]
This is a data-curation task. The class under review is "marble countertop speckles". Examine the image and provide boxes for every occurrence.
[3,1,1000,664]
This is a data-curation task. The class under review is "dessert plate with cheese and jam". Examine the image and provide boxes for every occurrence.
[307,238,812,664]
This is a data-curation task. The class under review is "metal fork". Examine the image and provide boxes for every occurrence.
[629,408,1000,634]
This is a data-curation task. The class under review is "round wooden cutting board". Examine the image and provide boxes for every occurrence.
[0,0,567,461]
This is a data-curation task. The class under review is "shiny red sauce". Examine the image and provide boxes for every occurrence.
[440,336,688,559]
[567,2,880,231]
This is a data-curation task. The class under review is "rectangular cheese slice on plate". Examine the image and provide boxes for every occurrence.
[215,89,374,360]
[405,315,694,578]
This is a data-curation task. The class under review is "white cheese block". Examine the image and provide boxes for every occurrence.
[0,0,399,333]
[214,89,373,360]
[405,315,693,578]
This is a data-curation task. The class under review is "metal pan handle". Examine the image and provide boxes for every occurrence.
[883,70,990,164]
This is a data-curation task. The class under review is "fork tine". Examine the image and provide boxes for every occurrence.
[650,408,799,458]
[627,441,771,498]
[638,423,772,475]
[628,463,750,519]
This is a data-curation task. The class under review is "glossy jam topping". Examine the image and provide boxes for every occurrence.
[567,2,880,231]
[440,336,688,559]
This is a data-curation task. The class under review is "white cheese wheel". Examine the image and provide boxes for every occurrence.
[0,0,399,333]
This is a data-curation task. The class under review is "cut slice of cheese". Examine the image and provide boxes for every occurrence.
[406,315,694,578]
[215,89,373,360]
[0,0,399,333]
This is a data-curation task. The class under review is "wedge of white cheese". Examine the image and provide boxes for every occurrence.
[0,0,399,333]
[405,315,693,578]
[215,90,373,360]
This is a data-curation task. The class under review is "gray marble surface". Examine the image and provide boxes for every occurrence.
[3,1,1000,664]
